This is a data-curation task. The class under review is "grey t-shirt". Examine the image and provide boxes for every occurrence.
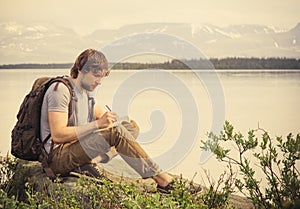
[40,78,90,153]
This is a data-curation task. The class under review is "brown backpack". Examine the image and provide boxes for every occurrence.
[11,76,73,163]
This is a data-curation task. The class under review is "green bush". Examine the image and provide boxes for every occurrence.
[0,155,237,209]
[0,154,17,191]
[201,165,236,209]
[201,121,300,209]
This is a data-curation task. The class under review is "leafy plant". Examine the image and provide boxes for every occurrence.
[0,143,245,208]
[202,165,236,209]
[0,154,17,190]
[201,121,300,209]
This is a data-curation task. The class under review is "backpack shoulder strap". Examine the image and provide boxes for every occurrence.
[47,76,74,119]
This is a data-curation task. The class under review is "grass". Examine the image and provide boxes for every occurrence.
[0,156,240,209]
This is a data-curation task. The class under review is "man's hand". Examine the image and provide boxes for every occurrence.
[96,111,118,128]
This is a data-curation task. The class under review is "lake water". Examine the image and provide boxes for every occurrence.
[0,69,299,187]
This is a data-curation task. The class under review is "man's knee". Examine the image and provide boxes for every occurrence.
[121,119,140,139]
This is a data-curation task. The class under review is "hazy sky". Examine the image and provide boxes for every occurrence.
[1,0,300,35]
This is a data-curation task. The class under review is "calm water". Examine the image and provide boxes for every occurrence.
[1,69,299,186]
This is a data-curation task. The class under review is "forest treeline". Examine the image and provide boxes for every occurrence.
[0,63,73,69]
[1,57,300,69]
[112,58,300,69]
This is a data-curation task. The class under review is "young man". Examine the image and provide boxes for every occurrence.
[40,49,175,193]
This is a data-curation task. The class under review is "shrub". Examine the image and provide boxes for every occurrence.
[201,121,300,209]
[0,156,237,209]
[0,154,17,191]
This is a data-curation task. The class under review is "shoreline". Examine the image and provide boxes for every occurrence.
[1,57,300,70]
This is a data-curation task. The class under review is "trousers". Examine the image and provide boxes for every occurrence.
[48,121,161,178]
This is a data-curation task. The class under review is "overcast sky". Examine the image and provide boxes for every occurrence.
[1,0,300,35]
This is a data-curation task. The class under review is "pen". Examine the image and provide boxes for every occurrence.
[105,105,112,111]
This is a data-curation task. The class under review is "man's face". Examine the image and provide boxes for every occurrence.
[80,69,107,92]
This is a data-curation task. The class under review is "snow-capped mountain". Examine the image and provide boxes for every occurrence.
[0,22,299,64]
[87,22,300,59]
[0,22,95,64]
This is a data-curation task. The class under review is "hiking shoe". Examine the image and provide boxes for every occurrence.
[72,163,103,178]
[157,180,202,194]
[157,181,175,194]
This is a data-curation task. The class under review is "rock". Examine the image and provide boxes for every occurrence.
[6,159,155,201]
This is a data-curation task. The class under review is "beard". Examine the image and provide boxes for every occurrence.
[81,82,94,92]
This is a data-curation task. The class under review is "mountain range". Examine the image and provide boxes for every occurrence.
[0,22,299,64]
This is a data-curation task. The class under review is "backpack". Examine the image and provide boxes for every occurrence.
[11,76,74,161]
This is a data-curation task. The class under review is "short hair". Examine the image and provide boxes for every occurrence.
[70,49,109,78]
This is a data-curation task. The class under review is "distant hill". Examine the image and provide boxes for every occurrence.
[0,22,300,64]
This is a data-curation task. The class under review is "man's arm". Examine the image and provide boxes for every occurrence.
[48,111,97,143]
[49,109,118,144]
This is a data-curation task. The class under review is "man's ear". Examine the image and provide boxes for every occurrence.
[78,68,84,74]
